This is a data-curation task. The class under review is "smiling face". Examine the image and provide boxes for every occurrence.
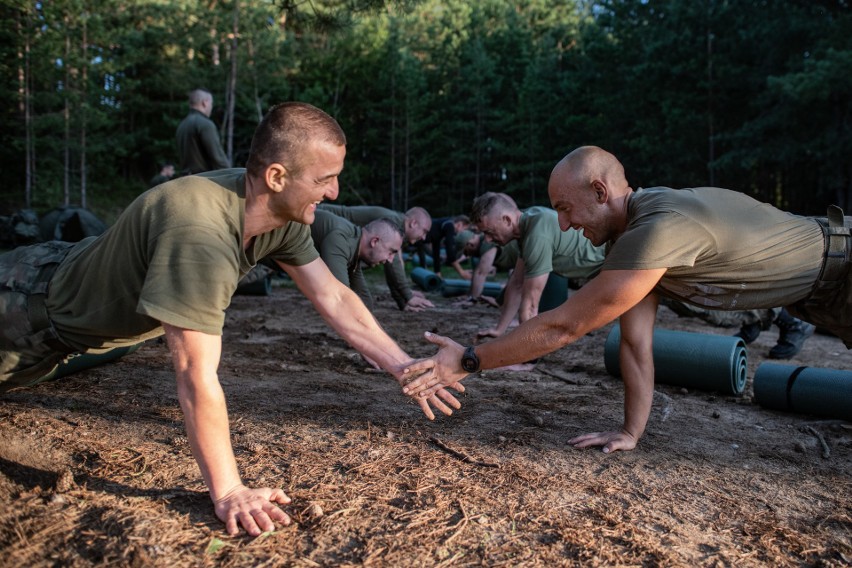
[270,140,346,225]
[548,164,611,246]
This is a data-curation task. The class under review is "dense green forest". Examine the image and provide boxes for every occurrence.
[1,0,850,220]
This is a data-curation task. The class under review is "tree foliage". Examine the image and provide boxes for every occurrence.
[1,0,849,217]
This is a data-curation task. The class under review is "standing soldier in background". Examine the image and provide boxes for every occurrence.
[176,88,231,175]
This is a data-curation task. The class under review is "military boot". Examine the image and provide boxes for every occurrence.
[768,310,815,359]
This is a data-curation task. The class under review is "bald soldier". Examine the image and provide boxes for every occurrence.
[404,145,850,454]
[310,210,404,308]
[176,88,230,175]
[319,203,434,312]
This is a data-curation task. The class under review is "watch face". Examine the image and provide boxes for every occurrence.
[461,346,479,372]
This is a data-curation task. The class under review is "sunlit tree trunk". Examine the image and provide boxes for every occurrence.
[225,0,239,163]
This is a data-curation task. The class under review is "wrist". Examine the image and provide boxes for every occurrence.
[460,345,481,373]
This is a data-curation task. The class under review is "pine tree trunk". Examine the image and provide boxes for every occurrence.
[80,13,88,208]
[225,0,239,164]
[64,24,71,206]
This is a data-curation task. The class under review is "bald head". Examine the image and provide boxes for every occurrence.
[361,218,404,267]
[550,146,629,200]
[548,146,632,246]
[188,89,213,116]
[404,206,432,243]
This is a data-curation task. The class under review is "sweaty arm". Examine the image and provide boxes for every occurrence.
[279,258,462,419]
[163,323,291,536]
[404,268,668,398]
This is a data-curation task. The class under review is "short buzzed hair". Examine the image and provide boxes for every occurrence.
[364,217,405,241]
[470,192,517,224]
[405,206,431,227]
[188,88,212,106]
[246,102,346,177]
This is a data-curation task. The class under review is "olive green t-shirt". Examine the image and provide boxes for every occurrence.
[47,169,318,350]
[310,210,372,307]
[518,207,605,279]
[474,239,519,272]
[317,203,412,308]
[603,186,825,310]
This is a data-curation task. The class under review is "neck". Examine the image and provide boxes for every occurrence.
[243,176,281,243]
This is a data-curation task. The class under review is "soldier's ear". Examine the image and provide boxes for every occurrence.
[591,179,607,203]
[265,164,287,193]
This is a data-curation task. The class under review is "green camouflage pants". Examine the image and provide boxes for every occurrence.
[0,241,77,392]
[659,297,779,329]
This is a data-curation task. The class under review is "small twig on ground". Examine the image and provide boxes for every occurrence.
[535,367,579,385]
[429,437,499,468]
[804,425,831,459]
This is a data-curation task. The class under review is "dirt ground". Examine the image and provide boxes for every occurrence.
[1,276,850,567]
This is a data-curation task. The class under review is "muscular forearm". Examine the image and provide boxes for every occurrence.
[177,371,243,500]
[320,286,410,374]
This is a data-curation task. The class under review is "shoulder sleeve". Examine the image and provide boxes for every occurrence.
[137,225,237,335]
[521,216,556,278]
[603,211,710,270]
[263,223,320,267]
[317,230,356,286]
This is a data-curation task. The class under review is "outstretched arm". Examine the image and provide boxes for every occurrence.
[280,258,463,419]
[164,323,291,536]
[404,268,667,396]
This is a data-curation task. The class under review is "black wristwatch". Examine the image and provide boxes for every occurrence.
[461,345,481,373]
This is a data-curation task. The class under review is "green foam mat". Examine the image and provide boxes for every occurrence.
[604,325,747,394]
[753,363,852,421]
[410,267,441,291]
[440,279,502,298]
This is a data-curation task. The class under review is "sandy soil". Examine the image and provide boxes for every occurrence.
[1,277,850,567]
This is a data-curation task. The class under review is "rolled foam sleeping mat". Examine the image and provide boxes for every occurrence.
[440,279,502,298]
[411,267,441,291]
[235,275,272,296]
[42,343,144,382]
[753,363,852,421]
[539,273,568,313]
[604,324,747,395]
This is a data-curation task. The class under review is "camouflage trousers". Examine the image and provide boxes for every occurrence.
[0,241,77,393]
[659,297,779,329]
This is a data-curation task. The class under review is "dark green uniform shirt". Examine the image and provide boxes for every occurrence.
[47,169,318,351]
[604,186,824,310]
[175,109,230,174]
[317,204,412,309]
[518,207,605,279]
[310,210,373,308]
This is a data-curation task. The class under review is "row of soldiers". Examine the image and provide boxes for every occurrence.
[310,195,814,360]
